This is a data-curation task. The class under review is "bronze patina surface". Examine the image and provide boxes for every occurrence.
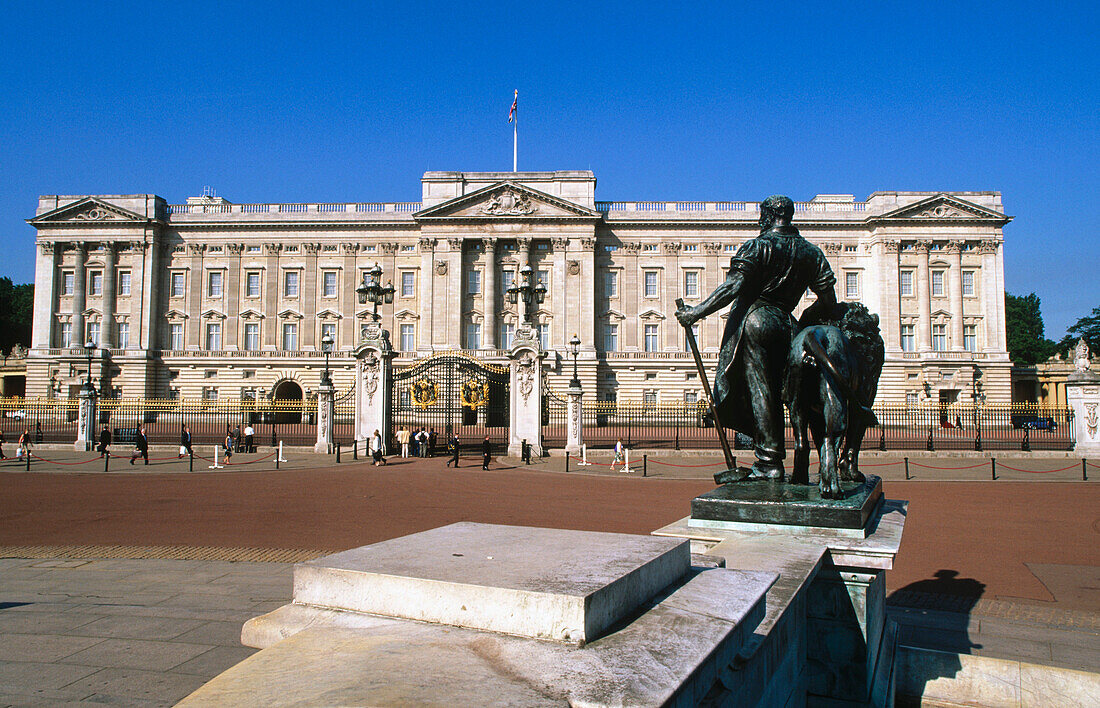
[691,475,882,529]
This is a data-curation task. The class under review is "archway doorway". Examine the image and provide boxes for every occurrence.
[272,380,303,424]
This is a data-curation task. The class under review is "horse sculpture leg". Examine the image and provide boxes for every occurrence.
[789,404,811,485]
[819,380,846,499]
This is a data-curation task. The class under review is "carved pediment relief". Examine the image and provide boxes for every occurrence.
[316,309,342,320]
[276,309,304,320]
[200,309,227,321]
[30,197,150,224]
[239,309,265,320]
[415,181,600,220]
[880,194,1009,222]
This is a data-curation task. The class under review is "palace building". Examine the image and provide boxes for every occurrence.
[26,170,1012,407]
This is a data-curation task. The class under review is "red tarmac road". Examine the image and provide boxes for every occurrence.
[2,457,1098,611]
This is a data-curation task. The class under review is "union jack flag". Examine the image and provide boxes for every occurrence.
[508,90,517,123]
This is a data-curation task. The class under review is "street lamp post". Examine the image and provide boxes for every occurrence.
[84,340,97,392]
[321,334,334,384]
[356,263,395,323]
[505,264,546,327]
[569,334,581,388]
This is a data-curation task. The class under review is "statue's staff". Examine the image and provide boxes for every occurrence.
[676,298,736,473]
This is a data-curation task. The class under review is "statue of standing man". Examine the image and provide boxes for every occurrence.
[676,195,837,481]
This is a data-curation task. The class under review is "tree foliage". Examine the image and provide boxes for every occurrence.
[1056,306,1100,355]
[0,278,34,354]
[1004,292,1055,365]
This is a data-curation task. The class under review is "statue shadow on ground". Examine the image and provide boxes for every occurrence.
[887,569,986,704]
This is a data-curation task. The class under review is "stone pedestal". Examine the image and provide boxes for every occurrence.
[508,326,544,458]
[313,378,335,454]
[1066,370,1100,455]
[354,323,392,446]
[565,382,583,455]
[74,384,97,451]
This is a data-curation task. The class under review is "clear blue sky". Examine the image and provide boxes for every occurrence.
[1,2,1096,338]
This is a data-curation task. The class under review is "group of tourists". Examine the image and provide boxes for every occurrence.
[394,426,438,458]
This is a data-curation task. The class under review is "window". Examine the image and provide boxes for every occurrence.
[284,245,299,253]
[322,244,338,252]
[246,245,261,253]
[205,322,221,350]
[171,272,185,297]
[605,323,619,351]
[204,369,216,379]
[644,271,658,297]
[906,391,919,406]
[400,244,415,252]
[467,269,482,295]
[501,270,515,297]
[643,390,657,405]
[62,272,74,296]
[537,270,549,295]
[643,243,658,252]
[845,272,859,299]
[964,324,977,352]
[900,324,915,352]
[684,390,698,404]
[682,244,698,252]
[117,322,129,349]
[932,323,947,351]
[538,323,549,350]
[604,244,618,252]
[244,323,260,351]
[401,271,415,297]
[169,323,183,350]
[207,271,223,297]
[208,245,223,254]
[282,323,298,350]
[605,271,618,298]
[322,271,338,298]
[931,270,945,297]
[466,322,481,350]
[284,271,299,297]
[684,271,698,298]
[899,270,913,297]
[502,322,515,350]
[87,321,100,346]
[684,324,700,351]
[90,272,103,296]
[644,324,659,352]
[724,244,736,252]
[203,387,218,401]
[400,324,415,351]
[118,272,131,296]
[246,272,261,298]
[962,270,975,297]
[60,322,72,348]
[321,322,336,345]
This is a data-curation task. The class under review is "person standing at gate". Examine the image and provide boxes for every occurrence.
[397,426,411,458]
[130,425,148,466]
[481,435,492,470]
[446,433,460,468]
[97,425,111,458]
[179,424,193,458]
[428,428,438,457]
[243,423,255,453]
[415,427,428,457]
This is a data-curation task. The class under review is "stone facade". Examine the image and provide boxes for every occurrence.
[26,171,1013,405]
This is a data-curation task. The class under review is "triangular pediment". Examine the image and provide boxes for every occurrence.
[879,194,1009,222]
[639,308,666,320]
[200,309,227,320]
[29,197,151,224]
[277,308,304,320]
[316,308,342,320]
[239,308,265,320]
[414,182,600,220]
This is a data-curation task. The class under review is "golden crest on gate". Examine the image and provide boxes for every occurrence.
[461,380,490,409]
[411,377,438,408]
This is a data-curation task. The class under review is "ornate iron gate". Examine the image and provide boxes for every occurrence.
[390,353,509,451]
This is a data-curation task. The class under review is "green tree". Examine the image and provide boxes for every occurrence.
[0,277,34,353]
[1055,306,1100,355]
[1004,292,1056,365]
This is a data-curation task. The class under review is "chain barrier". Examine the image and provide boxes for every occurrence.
[992,462,1081,474]
[27,452,102,466]
[907,461,991,470]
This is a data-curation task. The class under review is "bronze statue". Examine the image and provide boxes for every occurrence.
[677,195,837,481]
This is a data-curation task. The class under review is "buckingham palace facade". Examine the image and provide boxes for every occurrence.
[26,170,1013,406]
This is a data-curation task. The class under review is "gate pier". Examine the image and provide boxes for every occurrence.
[354,323,393,447]
[508,327,545,458]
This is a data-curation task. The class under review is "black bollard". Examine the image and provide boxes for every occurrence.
[904,456,910,480]
[879,426,886,452]
[336,443,341,463]
[189,449,194,472]
[104,451,109,472]
[565,454,570,474]
[991,458,997,480]
[643,453,647,477]
[1083,459,1088,481]
[25,449,30,471]
[353,439,358,460]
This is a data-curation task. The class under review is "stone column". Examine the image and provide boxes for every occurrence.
[445,238,463,349]
[879,240,901,352]
[340,243,359,349]
[263,244,281,349]
[187,244,206,349]
[508,331,544,458]
[302,243,320,349]
[662,242,681,350]
[31,242,59,349]
[551,238,568,349]
[75,383,97,451]
[482,238,498,349]
[947,241,965,350]
[622,243,639,350]
[566,381,583,455]
[226,243,244,350]
[139,239,161,353]
[72,243,88,346]
[101,244,117,349]
[314,377,335,454]
[419,238,437,352]
[579,238,597,352]
[1065,356,1100,456]
[914,240,932,352]
[354,322,393,446]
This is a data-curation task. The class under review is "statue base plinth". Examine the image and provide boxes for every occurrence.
[690,475,882,532]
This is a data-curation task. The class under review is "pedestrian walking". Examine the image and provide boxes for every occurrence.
[446,434,460,468]
[243,424,255,453]
[130,425,148,465]
[17,427,30,460]
[97,425,112,458]
[481,435,491,470]
[0,429,7,459]
[370,429,386,466]
[179,424,193,458]
[613,437,628,473]
[397,426,410,458]
[223,430,234,462]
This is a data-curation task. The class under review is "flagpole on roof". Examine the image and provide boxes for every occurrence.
[510,89,518,172]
